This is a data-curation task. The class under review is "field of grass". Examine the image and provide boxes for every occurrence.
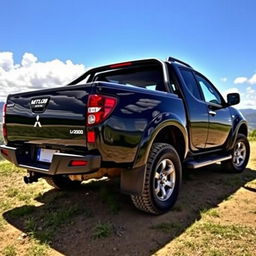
[0,142,255,256]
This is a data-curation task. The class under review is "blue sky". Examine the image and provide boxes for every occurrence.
[0,0,256,107]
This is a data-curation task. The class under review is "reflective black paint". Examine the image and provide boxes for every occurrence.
[6,84,91,146]
[4,60,247,170]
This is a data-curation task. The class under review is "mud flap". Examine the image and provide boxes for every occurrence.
[121,165,146,195]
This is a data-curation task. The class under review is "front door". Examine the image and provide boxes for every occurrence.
[194,73,232,148]
[179,69,209,150]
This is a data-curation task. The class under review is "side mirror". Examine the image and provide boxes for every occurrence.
[227,93,240,106]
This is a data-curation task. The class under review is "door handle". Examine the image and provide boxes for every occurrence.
[209,110,216,116]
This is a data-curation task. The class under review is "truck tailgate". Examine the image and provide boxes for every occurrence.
[5,84,92,146]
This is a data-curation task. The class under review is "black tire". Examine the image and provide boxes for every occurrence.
[44,175,81,190]
[131,143,182,215]
[222,134,250,173]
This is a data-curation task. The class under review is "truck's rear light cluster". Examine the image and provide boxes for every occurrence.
[2,103,7,139]
[70,160,88,166]
[87,131,96,143]
[1,149,8,156]
[87,94,117,126]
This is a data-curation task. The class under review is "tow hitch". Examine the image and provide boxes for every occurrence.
[23,172,44,184]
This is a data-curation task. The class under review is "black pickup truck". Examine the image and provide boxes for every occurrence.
[0,57,250,214]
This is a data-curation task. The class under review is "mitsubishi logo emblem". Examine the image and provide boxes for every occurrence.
[34,115,42,127]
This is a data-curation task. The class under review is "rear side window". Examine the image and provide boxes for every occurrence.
[94,66,166,92]
[180,69,201,100]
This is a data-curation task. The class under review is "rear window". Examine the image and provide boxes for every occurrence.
[93,65,166,92]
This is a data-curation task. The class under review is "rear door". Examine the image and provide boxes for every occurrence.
[194,73,232,148]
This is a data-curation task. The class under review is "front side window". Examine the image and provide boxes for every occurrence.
[195,74,222,105]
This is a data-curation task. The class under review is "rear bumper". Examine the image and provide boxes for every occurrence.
[0,145,101,175]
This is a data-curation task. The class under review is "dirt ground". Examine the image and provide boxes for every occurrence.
[0,142,256,256]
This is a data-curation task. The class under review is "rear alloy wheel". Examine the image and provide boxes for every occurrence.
[154,158,176,202]
[222,134,250,173]
[131,143,182,215]
[45,175,81,190]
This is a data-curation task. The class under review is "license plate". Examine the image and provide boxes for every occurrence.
[37,148,59,163]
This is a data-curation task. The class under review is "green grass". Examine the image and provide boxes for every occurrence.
[24,216,37,233]
[26,241,49,256]
[249,130,256,141]
[92,222,113,239]
[2,245,17,256]
[16,188,43,204]
[44,205,81,227]
[99,186,120,214]
[0,148,255,255]
[23,205,82,243]
[199,222,255,239]
[151,222,182,233]
[207,249,225,256]
[200,208,220,218]
[0,215,7,231]
[0,161,25,176]
[83,207,94,218]
[9,205,35,217]
[248,136,256,141]
[36,190,69,204]
[6,187,19,198]
[0,200,12,211]
[169,221,256,256]
[223,175,244,186]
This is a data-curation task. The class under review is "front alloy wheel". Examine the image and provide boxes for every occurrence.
[222,133,250,173]
[233,141,247,168]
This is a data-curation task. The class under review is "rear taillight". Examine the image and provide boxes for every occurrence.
[87,94,117,126]
[70,160,88,166]
[1,149,8,156]
[87,131,96,143]
[2,103,7,140]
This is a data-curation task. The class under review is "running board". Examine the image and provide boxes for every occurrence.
[184,155,232,169]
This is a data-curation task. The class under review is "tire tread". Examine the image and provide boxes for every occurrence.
[131,143,175,214]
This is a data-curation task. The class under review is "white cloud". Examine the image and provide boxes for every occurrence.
[233,77,248,84]
[0,51,86,101]
[248,74,256,85]
[231,74,256,108]
[220,77,227,82]
[221,88,240,105]
[246,86,255,94]
[221,87,256,109]
[21,52,38,67]
[233,73,256,85]
[221,87,240,98]
[0,52,15,72]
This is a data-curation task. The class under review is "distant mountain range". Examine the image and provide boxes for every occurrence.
[0,102,255,130]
